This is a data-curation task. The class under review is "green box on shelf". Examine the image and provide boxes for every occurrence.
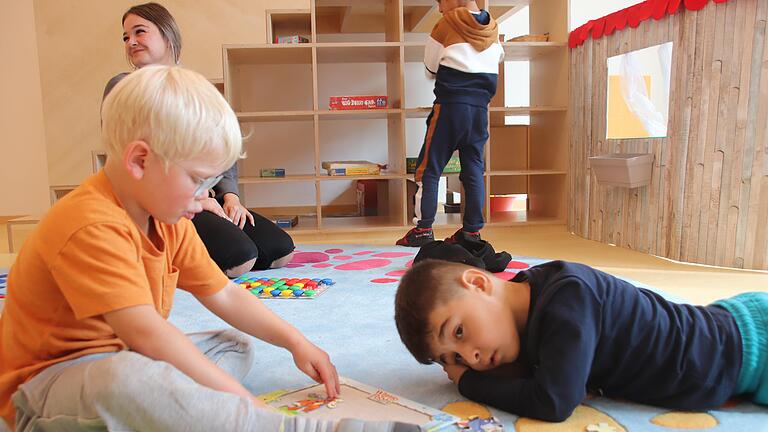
[406,155,461,174]
[260,168,285,177]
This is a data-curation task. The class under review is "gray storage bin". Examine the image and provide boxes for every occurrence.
[588,153,653,188]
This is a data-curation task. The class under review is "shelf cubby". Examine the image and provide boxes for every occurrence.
[318,115,406,175]
[266,9,312,43]
[243,180,320,232]
[224,45,314,113]
[239,119,317,178]
[319,178,406,230]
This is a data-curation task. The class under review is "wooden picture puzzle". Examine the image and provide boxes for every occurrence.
[257,378,458,430]
[234,276,335,299]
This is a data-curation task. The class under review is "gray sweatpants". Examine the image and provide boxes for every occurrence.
[9,330,418,432]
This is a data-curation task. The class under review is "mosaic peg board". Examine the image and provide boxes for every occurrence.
[233,276,335,300]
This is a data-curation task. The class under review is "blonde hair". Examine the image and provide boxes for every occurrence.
[101,65,242,170]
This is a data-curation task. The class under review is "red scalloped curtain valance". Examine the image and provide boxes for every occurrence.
[568,0,732,48]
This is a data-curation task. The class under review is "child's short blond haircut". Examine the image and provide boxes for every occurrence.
[101,65,242,170]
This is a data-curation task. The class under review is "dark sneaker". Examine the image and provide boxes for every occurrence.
[396,227,435,247]
[445,228,482,244]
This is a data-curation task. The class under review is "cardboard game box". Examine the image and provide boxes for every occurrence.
[406,155,461,174]
[322,160,384,176]
[275,35,310,44]
[271,215,299,228]
[329,96,388,110]
[260,168,286,177]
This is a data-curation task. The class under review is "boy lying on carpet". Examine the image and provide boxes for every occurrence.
[0,66,414,432]
[395,259,768,422]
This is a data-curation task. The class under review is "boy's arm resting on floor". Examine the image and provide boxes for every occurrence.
[196,281,340,398]
[458,284,601,422]
[103,304,254,400]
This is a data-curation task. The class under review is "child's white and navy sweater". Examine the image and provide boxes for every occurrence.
[424,7,504,106]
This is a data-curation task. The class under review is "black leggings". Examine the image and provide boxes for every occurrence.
[191,210,295,272]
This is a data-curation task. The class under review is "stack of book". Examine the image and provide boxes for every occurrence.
[322,160,385,176]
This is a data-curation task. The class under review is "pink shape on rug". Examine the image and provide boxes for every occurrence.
[312,263,333,268]
[493,271,518,281]
[285,263,304,268]
[290,252,330,264]
[324,248,344,254]
[406,259,414,268]
[386,270,407,277]
[506,261,530,269]
[372,252,414,258]
[335,255,352,260]
[336,259,391,271]
[354,251,375,255]
[371,278,399,284]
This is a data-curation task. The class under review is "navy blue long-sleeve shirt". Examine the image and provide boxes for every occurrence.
[458,261,742,421]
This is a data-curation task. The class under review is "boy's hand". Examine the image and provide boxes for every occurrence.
[289,339,341,399]
[443,363,469,384]
[222,193,255,229]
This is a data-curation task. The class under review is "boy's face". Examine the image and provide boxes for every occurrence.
[427,278,521,371]
[138,146,224,224]
[437,0,466,14]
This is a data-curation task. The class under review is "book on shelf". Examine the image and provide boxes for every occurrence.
[321,160,386,176]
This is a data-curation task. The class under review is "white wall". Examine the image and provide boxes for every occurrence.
[0,0,51,216]
[499,7,530,125]
[569,0,638,30]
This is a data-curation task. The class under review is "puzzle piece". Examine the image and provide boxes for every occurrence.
[368,389,399,405]
[282,395,342,414]
[586,423,617,432]
[457,416,504,432]
[257,390,288,404]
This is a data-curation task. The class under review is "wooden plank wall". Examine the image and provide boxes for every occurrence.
[569,0,768,270]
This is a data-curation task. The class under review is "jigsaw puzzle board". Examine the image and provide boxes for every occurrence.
[260,378,457,427]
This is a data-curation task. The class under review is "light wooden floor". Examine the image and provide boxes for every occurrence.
[2,222,766,306]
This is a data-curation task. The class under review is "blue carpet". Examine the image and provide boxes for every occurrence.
[167,244,768,431]
[5,247,765,430]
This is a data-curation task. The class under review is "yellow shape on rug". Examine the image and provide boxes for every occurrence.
[515,405,625,432]
[650,411,718,429]
[441,401,492,420]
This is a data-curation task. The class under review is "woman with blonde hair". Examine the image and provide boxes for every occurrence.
[104,2,295,278]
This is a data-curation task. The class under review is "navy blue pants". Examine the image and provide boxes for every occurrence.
[414,103,487,232]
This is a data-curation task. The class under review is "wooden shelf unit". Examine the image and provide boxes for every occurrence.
[222,0,568,233]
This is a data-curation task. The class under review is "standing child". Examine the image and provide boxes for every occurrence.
[397,0,504,247]
[0,66,407,432]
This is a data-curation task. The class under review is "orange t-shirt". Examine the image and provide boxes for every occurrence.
[0,171,229,427]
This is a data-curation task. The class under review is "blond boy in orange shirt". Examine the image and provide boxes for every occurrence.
[0,66,407,432]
